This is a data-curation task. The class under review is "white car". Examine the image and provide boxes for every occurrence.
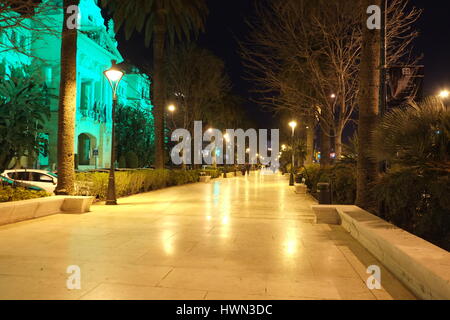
[1,169,58,194]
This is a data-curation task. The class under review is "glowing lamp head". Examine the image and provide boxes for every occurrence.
[104,69,124,82]
[439,90,450,99]
[289,121,297,129]
[330,93,336,99]
[168,105,176,112]
[103,60,125,99]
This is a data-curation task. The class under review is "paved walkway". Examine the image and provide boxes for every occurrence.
[0,172,415,300]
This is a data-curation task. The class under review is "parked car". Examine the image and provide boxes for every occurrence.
[1,169,58,194]
[0,174,46,192]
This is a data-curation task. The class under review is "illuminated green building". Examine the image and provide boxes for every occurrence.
[0,0,153,170]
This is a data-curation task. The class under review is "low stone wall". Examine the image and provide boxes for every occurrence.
[0,196,94,227]
[312,205,450,300]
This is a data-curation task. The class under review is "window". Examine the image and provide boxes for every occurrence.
[31,173,54,183]
[8,172,31,181]
[44,67,52,87]
[80,82,92,112]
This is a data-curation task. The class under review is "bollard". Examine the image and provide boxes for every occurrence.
[317,182,332,205]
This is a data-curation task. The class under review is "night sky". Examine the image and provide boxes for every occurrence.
[114,0,450,130]
[410,0,450,95]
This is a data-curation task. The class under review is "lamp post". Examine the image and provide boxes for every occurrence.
[289,121,297,186]
[439,90,449,110]
[223,132,230,178]
[103,60,125,205]
[167,104,176,130]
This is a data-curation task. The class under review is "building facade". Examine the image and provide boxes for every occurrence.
[0,0,153,171]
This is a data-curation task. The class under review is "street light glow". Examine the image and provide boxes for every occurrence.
[103,60,124,101]
[104,69,124,82]
[289,121,297,129]
[330,93,336,99]
[439,90,449,99]
[168,105,176,112]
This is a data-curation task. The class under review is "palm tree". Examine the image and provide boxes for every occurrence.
[101,0,208,169]
[355,0,381,210]
[55,0,79,195]
[371,98,450,170]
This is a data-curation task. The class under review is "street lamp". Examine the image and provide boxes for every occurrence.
[288,121,297,186]
[103,60,124,205]
[167,104,177,130]
[223,132,231,178]
[439,90,449,99]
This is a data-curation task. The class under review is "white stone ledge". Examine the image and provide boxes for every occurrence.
[312,205,450,300]
[199,176,211,183]
[0,196,95,227]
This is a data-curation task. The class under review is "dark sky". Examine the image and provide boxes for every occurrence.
[115,0,450,129]
[114,0,274,130]
[409,0,450,95]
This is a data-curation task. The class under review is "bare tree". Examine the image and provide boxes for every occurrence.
[0,1,58,57]
[164,45,231,132]
[241,0,421,164]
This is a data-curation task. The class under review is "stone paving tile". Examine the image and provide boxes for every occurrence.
[0,172,415,300]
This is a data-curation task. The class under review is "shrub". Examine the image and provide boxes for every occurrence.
[0,186,49,203]
[301,163,356,205]
[118,156,127,168]
[330,163,357,205]
[75,169,205,200]
[300,164,329,192]
[125,151,139,169]
[374,168,450,251]
[201,168,222,179]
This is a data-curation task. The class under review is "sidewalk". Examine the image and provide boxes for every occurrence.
[0,172,415,300]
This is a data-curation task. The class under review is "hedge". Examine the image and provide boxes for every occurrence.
[75,169,220,200]
[301,163,450,250]
[0,186,49,203]
[300,163,356,205]
[374,168,450,251]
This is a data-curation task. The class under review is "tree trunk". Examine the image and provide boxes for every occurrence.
[356,0,381,210]
[153,10,166,170]
[55,0,78,195]
[305,115,315,166]
[334,125,344,160]
[320,123,331,168]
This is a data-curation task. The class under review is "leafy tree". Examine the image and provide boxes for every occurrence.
[101,0,208,169]
[0,64,51,171]
[115,104,155,168]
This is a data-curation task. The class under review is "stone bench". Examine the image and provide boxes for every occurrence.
[199,176,211,183]
[294,184,307,195]
[0,196,95,227]
[311,205,450,300]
